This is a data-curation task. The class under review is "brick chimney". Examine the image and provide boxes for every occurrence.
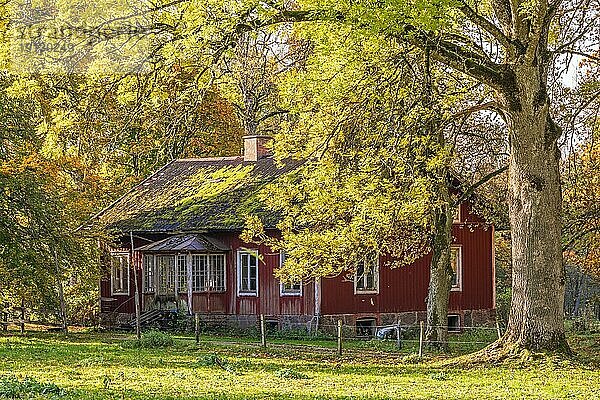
[243,135,273,162]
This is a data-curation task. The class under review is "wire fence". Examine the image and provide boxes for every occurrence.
[190,314,502,357]
[1,307,502,357]
[0,304,68,333]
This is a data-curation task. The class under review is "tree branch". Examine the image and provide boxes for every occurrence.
[457,1,512,52]
[389,27,509,91]
[453,165,508,206]
[563,226,600,252]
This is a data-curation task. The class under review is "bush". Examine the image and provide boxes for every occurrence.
[196,354,226,367]
[274,368,310,379]
[0,377,64,398]
[123,330,174,349]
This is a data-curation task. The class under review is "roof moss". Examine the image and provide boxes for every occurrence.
[89,156,299,234]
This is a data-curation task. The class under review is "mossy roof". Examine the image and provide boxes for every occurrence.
[87,156,298,234]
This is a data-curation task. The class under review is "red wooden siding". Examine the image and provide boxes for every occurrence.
[320,201,494,315]
[100,202,493,319]
[227,232,314,317]
[100,231,315,317]
[100,246,142,315]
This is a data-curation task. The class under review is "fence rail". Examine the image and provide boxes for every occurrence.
[190,313,501,358]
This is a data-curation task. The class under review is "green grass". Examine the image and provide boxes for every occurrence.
[0,330,599,399]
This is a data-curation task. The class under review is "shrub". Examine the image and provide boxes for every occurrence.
[274,368,310,380]
[269,327,332,341]
[196,354,225,367]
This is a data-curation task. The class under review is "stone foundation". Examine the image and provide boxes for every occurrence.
[318,309,496,334]
[99,309,496,333]
[196,313,317,331]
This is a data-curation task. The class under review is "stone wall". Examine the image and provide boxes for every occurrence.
[99,309,495,334]
[318,309,496,335]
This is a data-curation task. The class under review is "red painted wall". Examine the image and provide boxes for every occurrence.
[320,202,495,315]
[100,202,494,318]
[100,245,142,315]
[100,231,315,317]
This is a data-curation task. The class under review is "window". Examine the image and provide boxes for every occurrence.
[355,254,379,294]
[279,252,302,296]
[265,319,279,332]
[177,254,187,293]
[238,249,258,295]
[192,254,206,292]
[451,246,462,291]
[448,314,461,332]
[143,254,155,293]
[208,254,226,291]
[191,254,226,292]
[156,255,176,295]
[110,253,129,295]
[144,252,226,294]
[356,318,376,337]
[453,205,461,223]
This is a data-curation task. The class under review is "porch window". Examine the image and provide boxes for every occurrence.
[110,253,129,295]
[238,249,258,296]
[355,253,379,294]
[143,254,155,293]
[156,255,176,295]
[208,254,226,291]
[177,254,187,293]
[451,246,462,291]
[191,254,226,292]
[279,252,301,296]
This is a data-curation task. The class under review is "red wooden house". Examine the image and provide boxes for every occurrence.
[88,136,495,332]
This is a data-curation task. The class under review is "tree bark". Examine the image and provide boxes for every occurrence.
[54,250,68,336]
[425,180,454,350]
[499,63,569,352]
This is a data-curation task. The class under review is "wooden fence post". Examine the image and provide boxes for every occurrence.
[337,320,343,356]
[195,313,200,345]
[396,322,402,350]
[260,314,267,348]
[130,232,141,341]
[418,321,424,357]
[20,300,25,334]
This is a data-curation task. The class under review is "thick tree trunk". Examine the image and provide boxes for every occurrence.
[425,181,454,350]
[500,64,569,352]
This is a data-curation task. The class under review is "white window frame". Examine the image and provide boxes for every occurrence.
[279,251,302,296]
[177,254,187,293]
[143,254,155,294]
[354,253,380,295]
[110,252,130,296]
[453,204,462,223]
[237,249,259,296]
[191,253,227,292]
[156,254,176,295]
[448,314,461,332]
[451,246,463,292]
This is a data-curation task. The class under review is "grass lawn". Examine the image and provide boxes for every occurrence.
[0,329,599,399]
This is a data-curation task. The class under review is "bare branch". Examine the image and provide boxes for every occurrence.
[454,165,508,206]
[457,1,512,52]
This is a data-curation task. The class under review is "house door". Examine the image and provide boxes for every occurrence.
[156,255,176,297]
